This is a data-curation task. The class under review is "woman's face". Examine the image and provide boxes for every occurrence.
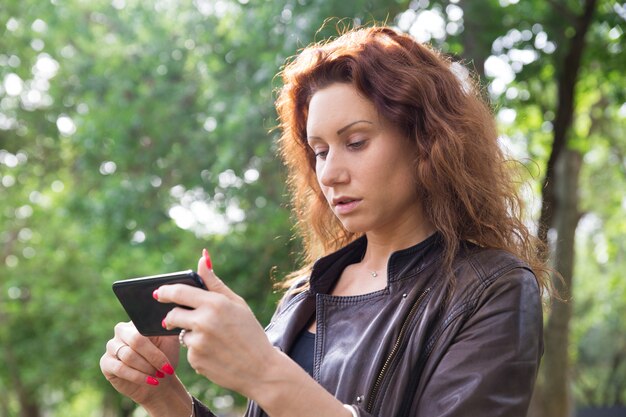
[306,83,426,238]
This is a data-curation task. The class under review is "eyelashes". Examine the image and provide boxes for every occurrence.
[313,139,368,160]
[347,139,366,150]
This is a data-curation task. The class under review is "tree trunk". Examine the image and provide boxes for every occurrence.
[536,0,597,258]
[100,391,137,417]
[4,348,41,417]
[529,1,597,416]
[458,2,498,80]
[0,386,11,417]
[17,397,41,417]
[532,149,582,417]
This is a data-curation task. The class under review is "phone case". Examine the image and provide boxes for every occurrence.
[112,270,207,336]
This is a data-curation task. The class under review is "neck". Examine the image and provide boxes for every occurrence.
[361,220,436,273]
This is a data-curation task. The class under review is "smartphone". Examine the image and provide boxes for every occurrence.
[112,270,207,336]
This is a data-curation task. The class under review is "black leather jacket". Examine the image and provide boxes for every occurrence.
[195,233,543,417]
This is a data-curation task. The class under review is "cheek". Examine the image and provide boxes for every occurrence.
[379,162,417,198]
[314,168,330,199]
[319,185,331,202]
[314,166,323,187]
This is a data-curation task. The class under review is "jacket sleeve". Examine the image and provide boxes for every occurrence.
[413,267,543,417]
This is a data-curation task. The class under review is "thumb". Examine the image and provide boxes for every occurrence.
[197,249,241,303]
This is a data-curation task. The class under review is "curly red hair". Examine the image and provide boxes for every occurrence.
[275,25,550,295]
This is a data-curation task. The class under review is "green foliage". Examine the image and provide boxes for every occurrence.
[1,0,410,415]
[1,0,625,415]
[394,0,626,410]
[460,0,626,408]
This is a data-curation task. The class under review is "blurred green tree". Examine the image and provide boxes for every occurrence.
[387,0,625,414]
[0,1,409,416]
[1,0,625,416]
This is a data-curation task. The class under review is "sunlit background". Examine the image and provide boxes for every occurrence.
[1,1,625,416]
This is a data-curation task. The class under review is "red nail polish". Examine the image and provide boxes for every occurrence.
[152,289,159,300]
[155,370,165,378]
[162,363,175,375]
[146,376,159,386]
[203,248,212,269]
[161,319,167,329]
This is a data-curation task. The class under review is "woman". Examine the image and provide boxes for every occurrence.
[100,26,549,417]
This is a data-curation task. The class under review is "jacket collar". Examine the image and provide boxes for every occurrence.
[309,232,443,295]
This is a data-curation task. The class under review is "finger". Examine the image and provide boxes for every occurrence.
[114,322,177,377]
[106,339,128,361]
[100,353,162,386]
[197,251,242,303]
[162,299,220,331]
[179,330,209,371]
[156,282,214,309]
[106,338,159,377]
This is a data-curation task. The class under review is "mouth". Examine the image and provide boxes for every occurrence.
[331,197,362,214]
[332,196,360,206]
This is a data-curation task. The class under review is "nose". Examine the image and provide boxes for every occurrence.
[318,149,349,187]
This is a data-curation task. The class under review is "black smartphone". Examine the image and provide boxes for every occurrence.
[112,270,207,336]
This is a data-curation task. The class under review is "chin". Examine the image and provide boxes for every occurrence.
[338,219,370,234]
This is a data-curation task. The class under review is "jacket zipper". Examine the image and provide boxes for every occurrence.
[366,287,431,413]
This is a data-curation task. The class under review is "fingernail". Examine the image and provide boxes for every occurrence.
[146,376,159,386]
[203,248,212,269]
[152,289,159,300]
[155,370,165,378]
[162,363,175,375]
[161,319,167,329]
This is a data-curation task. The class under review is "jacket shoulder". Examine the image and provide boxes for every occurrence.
[454,244,538,292]
[272,275,310,318]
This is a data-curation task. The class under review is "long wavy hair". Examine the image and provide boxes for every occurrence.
[275,25,550,296]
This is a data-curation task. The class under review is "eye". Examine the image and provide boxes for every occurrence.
[347,139,367,150]
[314,149,328,159]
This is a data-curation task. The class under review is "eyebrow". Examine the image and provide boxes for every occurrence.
[336,120,374,135]
[307,120,374,142]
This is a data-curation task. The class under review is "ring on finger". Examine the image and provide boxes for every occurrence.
[179,329,188,348]
[114,344,127,360]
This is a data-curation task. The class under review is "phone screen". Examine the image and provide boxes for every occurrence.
[112,270,207,336]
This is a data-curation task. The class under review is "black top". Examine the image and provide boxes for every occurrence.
[258,329,316,417]
[289,329,316,376]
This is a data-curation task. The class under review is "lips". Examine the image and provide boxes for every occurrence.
[333,197,354,205]
[332,196,362,214]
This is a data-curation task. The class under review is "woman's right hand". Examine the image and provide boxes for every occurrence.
[99,321,183,406]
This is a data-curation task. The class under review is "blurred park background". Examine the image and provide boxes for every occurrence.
[1,0,625,416]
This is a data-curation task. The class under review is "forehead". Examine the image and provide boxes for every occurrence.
[306,83,378,131]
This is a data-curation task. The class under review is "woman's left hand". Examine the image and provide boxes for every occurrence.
[156,251,277,397]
